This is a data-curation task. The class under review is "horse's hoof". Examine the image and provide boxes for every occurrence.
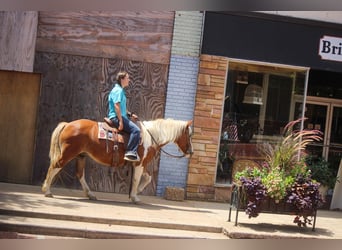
[89,196,97,201]
[45,193,53,198]
[130,196,141,204]
[88,193,97,200]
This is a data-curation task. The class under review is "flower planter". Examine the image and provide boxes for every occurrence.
[228,185,318,231]
[228,119,324,232]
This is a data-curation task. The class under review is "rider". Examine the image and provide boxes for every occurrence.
[108,71,140,162]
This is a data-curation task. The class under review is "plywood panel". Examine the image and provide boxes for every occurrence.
[0,11,38,72]
[33,52,168,195]
[36,11,174,64]
[0,70,41,183]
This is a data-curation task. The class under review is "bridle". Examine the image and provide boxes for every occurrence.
[140,121,192,159]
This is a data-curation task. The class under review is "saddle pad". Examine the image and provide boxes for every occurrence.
[98,122,124,143]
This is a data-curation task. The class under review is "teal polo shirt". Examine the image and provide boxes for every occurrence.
[108,83,127,119]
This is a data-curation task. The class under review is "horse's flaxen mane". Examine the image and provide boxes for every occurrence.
[141,118,190,146]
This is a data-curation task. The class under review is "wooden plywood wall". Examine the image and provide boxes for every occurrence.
[0,71,41,183]
[32,11,174,195]
[0,11,38,72]
[36,11,174,64]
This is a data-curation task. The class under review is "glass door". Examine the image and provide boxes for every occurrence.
[299,100,328,159]
[294,97,342,176]
[328,105,342,172]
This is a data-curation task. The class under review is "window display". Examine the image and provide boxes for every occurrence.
[216,61,308,185]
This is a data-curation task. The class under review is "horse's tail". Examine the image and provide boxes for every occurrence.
[49,122,67,167]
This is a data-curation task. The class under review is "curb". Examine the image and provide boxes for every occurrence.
[0,208,222,234]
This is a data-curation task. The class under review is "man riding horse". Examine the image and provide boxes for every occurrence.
[107,71,140,162]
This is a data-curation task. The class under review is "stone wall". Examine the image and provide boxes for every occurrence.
[186,54,228,200]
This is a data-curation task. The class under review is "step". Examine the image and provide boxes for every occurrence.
[0,215,228,239]
[0,230,82,239]
[0,208,222,234]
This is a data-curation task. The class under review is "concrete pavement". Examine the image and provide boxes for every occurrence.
[0,182,341,239]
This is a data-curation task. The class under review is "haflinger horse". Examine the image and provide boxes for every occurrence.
[42,118,193,203]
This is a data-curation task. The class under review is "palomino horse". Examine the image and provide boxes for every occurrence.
[42,118,193,203]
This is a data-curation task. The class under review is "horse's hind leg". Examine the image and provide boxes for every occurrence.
[42,165,62,197]
[42,121,66,197]
[76,156,97,200]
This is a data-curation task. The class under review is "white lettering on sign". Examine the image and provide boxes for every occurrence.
[319,35,342,62]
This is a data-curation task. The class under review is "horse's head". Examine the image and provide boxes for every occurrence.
[175,120,193,158]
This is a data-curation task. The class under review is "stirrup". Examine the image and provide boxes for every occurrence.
[124,153,140,162]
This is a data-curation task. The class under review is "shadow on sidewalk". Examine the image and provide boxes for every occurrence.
[236,222,334,237]
[0,193,81,210]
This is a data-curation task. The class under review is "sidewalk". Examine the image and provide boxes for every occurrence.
[0,182,341,239]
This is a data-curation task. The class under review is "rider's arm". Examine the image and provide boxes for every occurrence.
[114,102,123,130]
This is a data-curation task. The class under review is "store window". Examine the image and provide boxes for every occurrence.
[216,60,309,185]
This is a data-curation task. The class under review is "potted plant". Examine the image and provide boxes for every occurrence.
[234,118,324,227]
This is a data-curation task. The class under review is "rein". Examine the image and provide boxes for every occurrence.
[140,120,187,159]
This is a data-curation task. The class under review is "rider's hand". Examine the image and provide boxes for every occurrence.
[131,114,138,122]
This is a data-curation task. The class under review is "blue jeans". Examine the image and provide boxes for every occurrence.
[110,116,140,154]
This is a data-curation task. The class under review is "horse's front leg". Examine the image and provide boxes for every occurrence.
[130,165,144,203]
[138,171,152,194]
[76,156,97,200]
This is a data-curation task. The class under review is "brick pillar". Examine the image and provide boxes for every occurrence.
[186,54,228,200]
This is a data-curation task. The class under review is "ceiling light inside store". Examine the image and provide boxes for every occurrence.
[243,84,263,105]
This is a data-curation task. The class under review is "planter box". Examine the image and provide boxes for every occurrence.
[228,185,318,231]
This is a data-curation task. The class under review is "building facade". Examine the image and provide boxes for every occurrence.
[183,12,342,202]
[1,11,341,206]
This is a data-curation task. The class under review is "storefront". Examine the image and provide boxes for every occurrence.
[187,12,342,202]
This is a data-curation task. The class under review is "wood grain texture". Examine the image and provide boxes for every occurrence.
[33,52,168,195]
[36,11,174,64]
[0,11,38,72]
[0,71,41,183]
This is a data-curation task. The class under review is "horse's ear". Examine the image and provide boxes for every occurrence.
[187,120,193,127]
